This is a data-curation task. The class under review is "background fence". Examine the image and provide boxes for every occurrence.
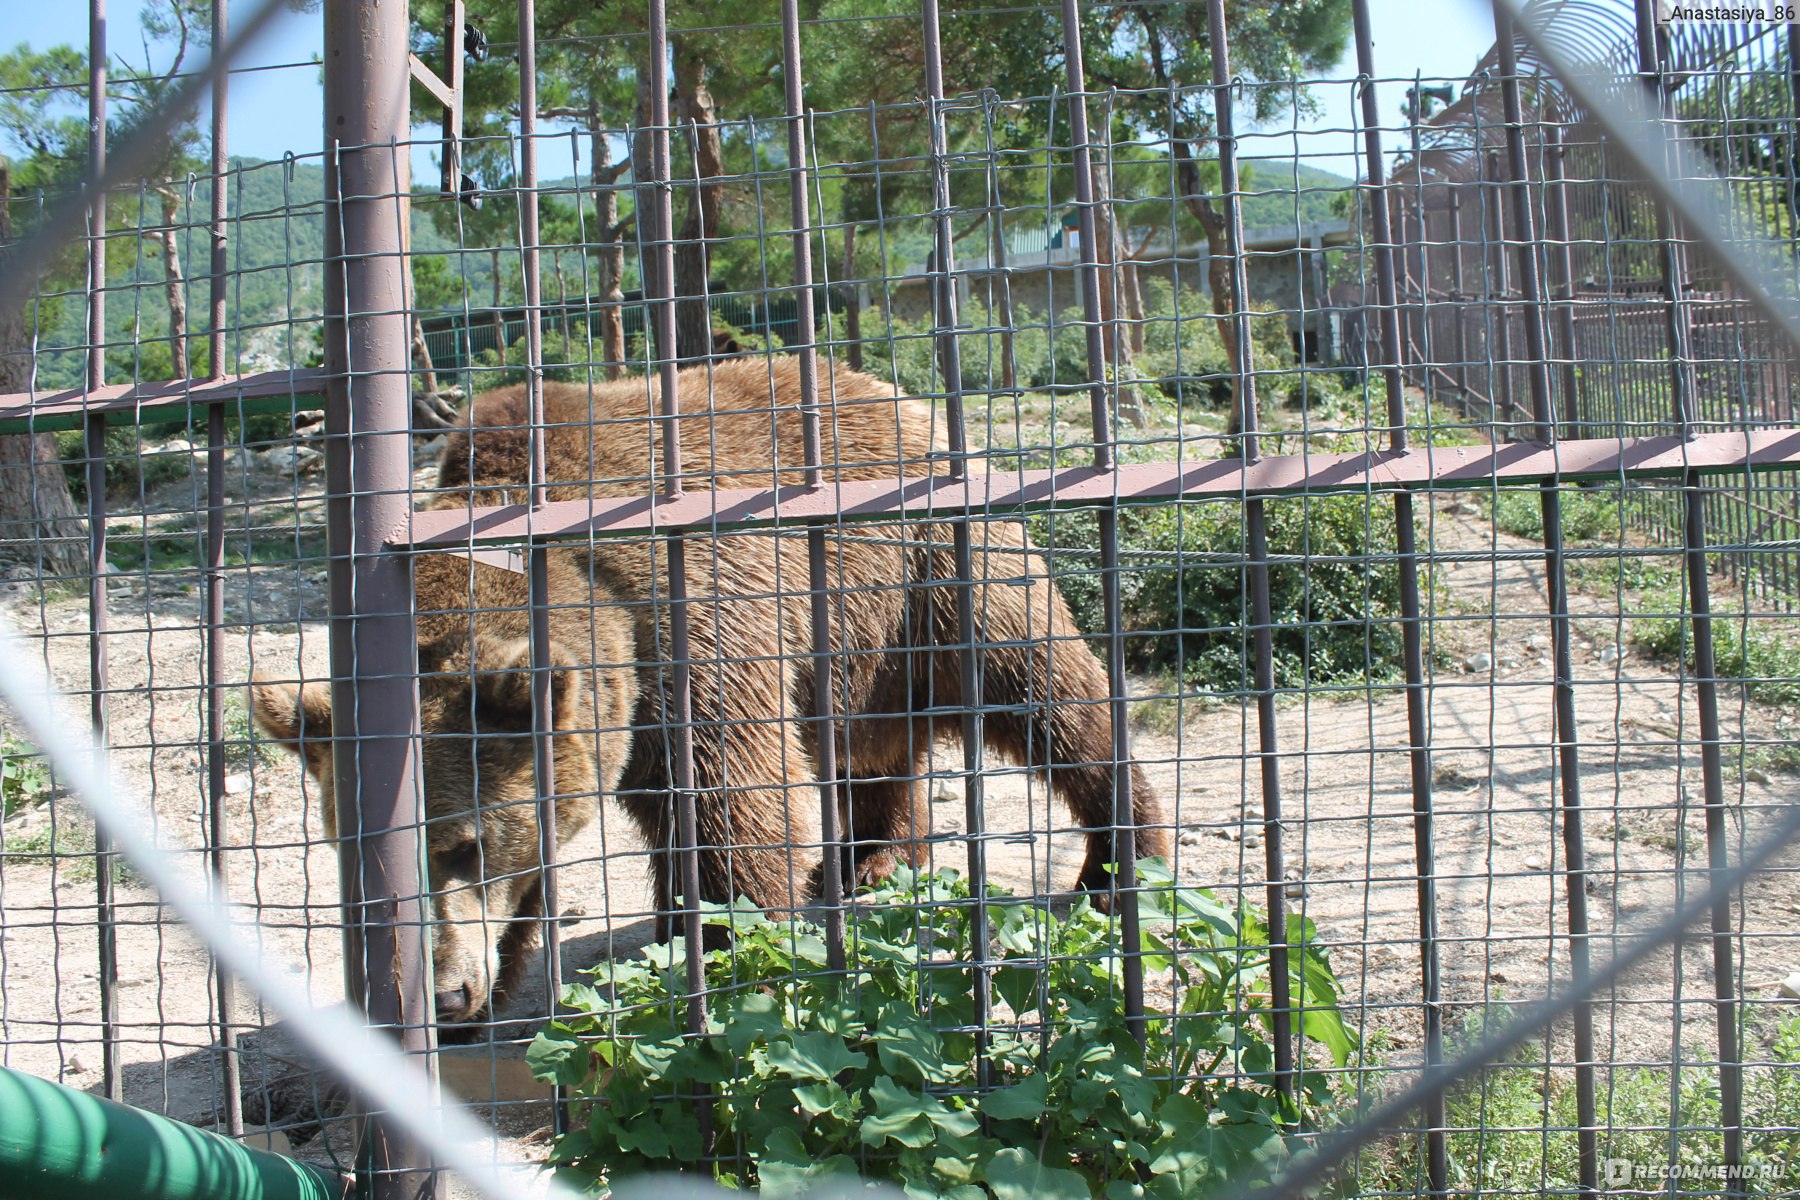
[1,0,1799,1197]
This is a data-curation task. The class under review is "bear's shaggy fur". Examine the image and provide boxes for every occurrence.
[255,357,1166,1024]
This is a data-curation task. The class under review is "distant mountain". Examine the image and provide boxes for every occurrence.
[1237,160,1354,231]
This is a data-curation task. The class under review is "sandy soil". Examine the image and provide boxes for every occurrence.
[1,434,1797,1183]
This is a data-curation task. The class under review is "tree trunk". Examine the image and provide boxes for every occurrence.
[489,247,505,355]
[1175,144,1250,439]
[673,47,725,362]
[410,315,442,403]
[1143,19,1252,439]
[1122,259,1146,355]
[0,157,88,579]
[550,251,567,345]
[840,222,863,372]
[1087,139,1145,428]
[592,118,626,380]
[150,187,189,378]
[986,175,1015,392]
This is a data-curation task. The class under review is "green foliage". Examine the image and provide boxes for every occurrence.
[1034,491,1413,695]
[1485,484,1630,545]
[1633,598,1800,710]
[532,862,1357,1197]
[1,734,51,818]
[473,324,604,391]
[53,426,194,504]
[1348,1008,1800,1194]
[866,282,1294,419]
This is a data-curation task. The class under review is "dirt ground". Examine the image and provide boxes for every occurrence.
[1,426,1797,1182]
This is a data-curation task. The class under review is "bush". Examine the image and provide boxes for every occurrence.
[474,323,599,391]
[1033,491,1414,695]
[1487,484,1630,544]
[530,862,1356,1198]
[860,282,1292,415]
[55,425,195,503]
[1,734,51,818]
[1633,596,1800,709]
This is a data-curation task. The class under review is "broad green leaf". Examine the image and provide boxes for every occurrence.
[872,1007,955,1084]
[793,1080,854,1120]
[993,963,1042,1015]
[723,990,790,1057]
[980,1073,1048,1120]
[525,1025,590,1088]
[765,1031,866,1081]
[983,1146,1092,1200]
[859,1090,935,1148]
[1301,1004,1357,1069]
[611,1111,671,1158]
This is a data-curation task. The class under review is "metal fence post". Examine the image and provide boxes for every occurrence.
[1059,0,1145,1044]
[85,0,121,1108]
[1208,0,1292,1107]
[203,0,244,1140]
[923,0,995,1077]
[1631,1,1742,1183]
[322,3,434,1196]
[778,0,848,973]
[1492,9,1598,1192]
[1352,0,1445,1189]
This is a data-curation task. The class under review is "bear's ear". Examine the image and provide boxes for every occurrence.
[249,675,335,781]
[469,633,587,731]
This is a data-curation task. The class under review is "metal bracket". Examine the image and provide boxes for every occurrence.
[405,0,468,202]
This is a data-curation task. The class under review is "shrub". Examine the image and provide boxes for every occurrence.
[1633,595,1800,709]
[1033,491,1414,695]
[1487,484,1630,544]
[55,424,195,502]
[530,862,1357,1198]
[1,734,51,818]
[474,323,599,390]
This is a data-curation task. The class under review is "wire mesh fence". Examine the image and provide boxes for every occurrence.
[2,0,1800,1196]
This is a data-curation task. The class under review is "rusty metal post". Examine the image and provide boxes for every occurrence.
[1482,149,1520,428]
[322,3,434,1196]
[1543,126,1582,435]
[1447,191,1470,399]
[203,0,244,1139]
[643,0,709,1109]
[1492,9,1598,1193]
[515,0,567,1137]
[923,0,994,1072]
[1209,0,1292,1105]
[1351,4,1442,1185]
[779,0,847,972]
[1632,0,1742,1182]
[85,0,121,1107]
[1060,0,1145,1044]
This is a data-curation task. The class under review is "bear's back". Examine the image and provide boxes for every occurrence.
[434,357,942,507]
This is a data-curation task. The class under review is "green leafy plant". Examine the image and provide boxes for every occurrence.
[1034,491,1422,695]
[530,861,1357,1197]
[1,734,51,818]
[1633,596,1800,709]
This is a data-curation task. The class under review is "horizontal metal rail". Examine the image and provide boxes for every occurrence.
[0,370,330,434]
[403,428,1800,548]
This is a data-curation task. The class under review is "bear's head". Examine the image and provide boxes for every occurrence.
[250,631,600,1026]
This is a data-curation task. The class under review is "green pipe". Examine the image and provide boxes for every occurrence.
[0,1065,348,1200]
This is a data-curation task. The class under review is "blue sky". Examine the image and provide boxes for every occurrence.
[7,0,1502,181]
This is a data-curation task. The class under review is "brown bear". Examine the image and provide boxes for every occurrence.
[253,356,1167,1025]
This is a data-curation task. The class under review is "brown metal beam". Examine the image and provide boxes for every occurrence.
[0,369,329,434]
[404,428,1800,549]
